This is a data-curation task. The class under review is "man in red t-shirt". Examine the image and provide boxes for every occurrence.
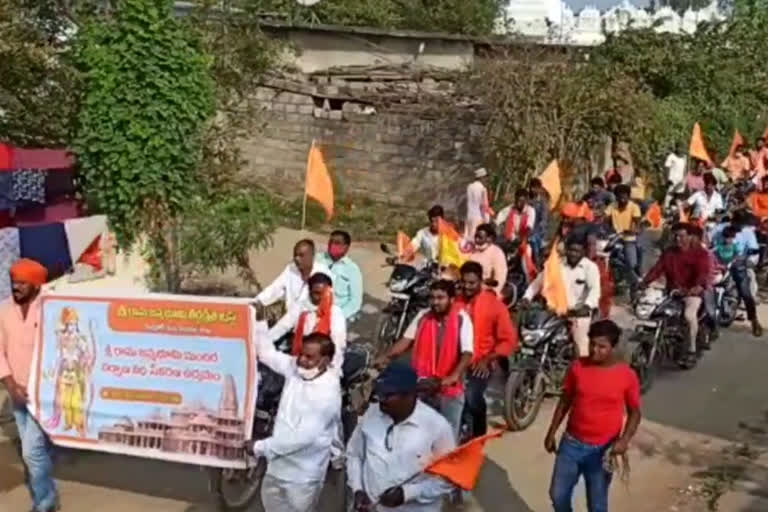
[544,320,642,512]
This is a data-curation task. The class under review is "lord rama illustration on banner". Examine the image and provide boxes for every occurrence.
[45,307,97,437]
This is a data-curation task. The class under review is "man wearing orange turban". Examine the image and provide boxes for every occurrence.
[0,257,58,512]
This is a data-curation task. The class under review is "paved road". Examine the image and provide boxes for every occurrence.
[3,228,768,511]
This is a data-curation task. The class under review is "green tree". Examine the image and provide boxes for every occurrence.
[244,0,505,35]
[73,0,216,291]
[0,0,79,146]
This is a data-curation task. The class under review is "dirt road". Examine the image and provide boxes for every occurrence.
[3,228,768,511]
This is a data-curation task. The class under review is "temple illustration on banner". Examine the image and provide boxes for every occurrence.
[98,374,245,460]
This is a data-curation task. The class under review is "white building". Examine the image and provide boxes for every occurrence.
[501,0,727,45]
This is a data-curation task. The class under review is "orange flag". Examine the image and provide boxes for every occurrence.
[396,231,414,261]
[645,202,662,229]
[538,160,562,211]
[436,218,467,268]
[542,240,568,315]
[749,193,768,219]
[763,125,768,141]
[304,141,334,220]
[689,122,712,165]
[426,430,504,490]
[728,129,746,158]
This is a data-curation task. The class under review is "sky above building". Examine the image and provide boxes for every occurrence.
[567,0,650,9]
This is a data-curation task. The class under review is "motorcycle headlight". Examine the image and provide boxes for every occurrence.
[634,303,654,320]
[521,328,545,346]
[389,278,408,293]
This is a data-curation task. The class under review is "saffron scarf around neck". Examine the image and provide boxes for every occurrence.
[412,307,463,397]
[504,208,529,241]
[291,287,333,356]
[459,291,498,362]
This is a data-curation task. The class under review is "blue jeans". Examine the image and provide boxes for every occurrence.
[438,393,466,442]
[464,374,490,438]
[622,241,641,290]
[13,406,57,512]
[549,434,612,512]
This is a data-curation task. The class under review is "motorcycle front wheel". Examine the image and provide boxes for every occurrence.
[629,342,655,394]
[373,313,401,355]
[208,459,266,511]
[503,369,545,431]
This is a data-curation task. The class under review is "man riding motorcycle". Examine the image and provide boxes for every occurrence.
[407,205,444,262]
[640,223,711,368]
[521,234,601,358]
[711,210,763,337]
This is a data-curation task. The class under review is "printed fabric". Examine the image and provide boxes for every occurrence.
[0,228,21,300]
[19,223,72,279]
[11,170,46,204]
[0,172,15,210]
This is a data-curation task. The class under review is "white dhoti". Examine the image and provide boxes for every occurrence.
[261,474,323,512]
[571,317,592,358]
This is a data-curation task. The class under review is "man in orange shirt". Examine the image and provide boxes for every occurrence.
[457,261,518,438]
[0,259,58,512]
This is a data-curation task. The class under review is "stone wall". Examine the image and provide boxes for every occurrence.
[239,66,486,210]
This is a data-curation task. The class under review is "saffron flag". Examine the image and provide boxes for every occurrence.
[426,430,504,490]
[437,218,467,269]
[689,122,712,165]
[763,125,768,141]
[728,129,746,158]
[541,240,568,315]
[304,141,334,220]
[538,160,562,211]
[396,231,414,261]
[749,193,768,219]
[645,202,662,229]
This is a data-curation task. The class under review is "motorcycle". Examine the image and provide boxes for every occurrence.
[375,244,435,354]
[503,304,573,431]
[208,343,375,511]
[713,261,741,327]
[629,288,710,393]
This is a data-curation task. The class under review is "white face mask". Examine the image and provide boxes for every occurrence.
[297,366,322,380]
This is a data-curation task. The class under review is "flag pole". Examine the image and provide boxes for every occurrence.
[301,139,314,231]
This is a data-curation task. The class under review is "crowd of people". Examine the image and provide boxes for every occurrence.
[5,138,768,512]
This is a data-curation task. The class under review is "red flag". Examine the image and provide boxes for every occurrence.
[425,430,504,490]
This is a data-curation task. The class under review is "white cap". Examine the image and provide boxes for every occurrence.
[474,167,488,178]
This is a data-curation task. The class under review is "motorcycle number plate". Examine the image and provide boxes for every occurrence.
[520,347,535,356]
[635,319,657,329]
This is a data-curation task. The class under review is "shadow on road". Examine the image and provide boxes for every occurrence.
[468,458,535,512]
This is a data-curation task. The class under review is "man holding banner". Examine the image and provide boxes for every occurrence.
[250,323,341,512]
[0,259,58,512]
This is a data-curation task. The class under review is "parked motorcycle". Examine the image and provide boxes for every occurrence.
[375,244,435,354]
[629,288,710,393]
[208,343,375,511]
[503,304,573,431]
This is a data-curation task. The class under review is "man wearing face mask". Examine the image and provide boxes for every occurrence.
[250,322,341,512]
[267,272,347,371]
[316,230,364,321]
[255,239,330,315]
[468,223,507,296]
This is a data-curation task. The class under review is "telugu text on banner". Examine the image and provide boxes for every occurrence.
[28,293,257,469]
